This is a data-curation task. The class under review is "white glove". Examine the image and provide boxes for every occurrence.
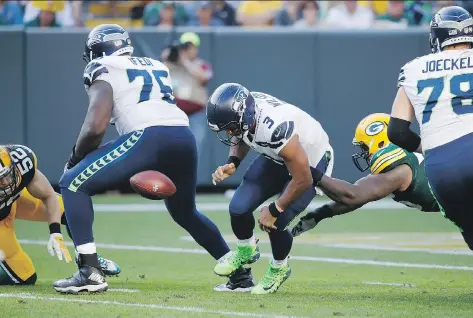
[47,233,72,263]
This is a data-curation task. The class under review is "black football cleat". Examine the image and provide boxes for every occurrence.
[54,265,108,294]
[213,266,255,292]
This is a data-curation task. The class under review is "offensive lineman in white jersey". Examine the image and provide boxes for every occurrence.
[387,7,473,251]
[207,83,334,294]
[53,24,247,294]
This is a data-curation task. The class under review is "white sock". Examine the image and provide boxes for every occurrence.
[76,243,97,255]
[271,257,288,267]
[237,235,256,246]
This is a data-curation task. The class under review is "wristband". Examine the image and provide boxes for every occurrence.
[227,156,241,169]
[49,222,61,234]
[268,202,281,218]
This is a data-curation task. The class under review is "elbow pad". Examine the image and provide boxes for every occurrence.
[387,117,421,152]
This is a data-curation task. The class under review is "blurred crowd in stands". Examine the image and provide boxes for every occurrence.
[2,1,473,29]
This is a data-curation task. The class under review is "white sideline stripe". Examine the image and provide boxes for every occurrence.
[18,240,473,271]
[108,288,140,293]
[37,280,140,293]
[0,293,300,318]
[319,243,473,256]
[92,199,405,212]
[187,237,473,256]
[363,281,417,287]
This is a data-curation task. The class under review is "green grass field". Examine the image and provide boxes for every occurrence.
[2,194,473,317]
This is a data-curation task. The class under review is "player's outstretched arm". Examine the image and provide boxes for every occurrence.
[388,87,422,153]
[275,135,313,211]
[74,80,113,161]
[293,169,411,237]
[27,169,62,225]
[318,165,411,207]
[291,201,361,237]
[212,137,250,185]
[26,169,72,263]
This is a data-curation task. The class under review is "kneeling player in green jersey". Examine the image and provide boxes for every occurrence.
[292,113,439,237]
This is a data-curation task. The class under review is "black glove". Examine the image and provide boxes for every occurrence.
[64,146,83,172]
[291,204,334,237]
[291,211,320,237]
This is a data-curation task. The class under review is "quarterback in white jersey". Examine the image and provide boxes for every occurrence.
[54,24,248,294]
[206,83,333,294]
[387,7,473,253]
[241,92,333,172]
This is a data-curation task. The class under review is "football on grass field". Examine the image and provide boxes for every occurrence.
[130,170,176,200]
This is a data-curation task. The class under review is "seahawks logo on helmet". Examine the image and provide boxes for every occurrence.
[87,31,130,48]
[231,89,248,112]
[365,121,385,136]
[87,33,103,48]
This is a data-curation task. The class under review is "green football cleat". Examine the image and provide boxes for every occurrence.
[251,260,291,295]
[214,243,260,277]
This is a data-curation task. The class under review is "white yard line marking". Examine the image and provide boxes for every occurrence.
[108,288,140,293]
[363,281,417,287]
[318,243,473,256]
[18,240,473,271]
[92,200,405,212]
[184,236,472,256]
[0,293,302,318]
[37,279,140,293]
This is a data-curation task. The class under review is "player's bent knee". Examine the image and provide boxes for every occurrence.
[169,211,187,225]
[229,199,253,217]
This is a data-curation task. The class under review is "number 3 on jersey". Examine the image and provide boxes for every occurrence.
[418,73,473,124]
[127,69,176,105]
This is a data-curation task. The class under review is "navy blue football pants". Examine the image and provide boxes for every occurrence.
[425,132,473,250]
[59,126,230,260]
[230,154,329,261]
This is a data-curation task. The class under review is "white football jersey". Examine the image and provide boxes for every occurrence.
[83,56,188,135]
[242,92,333,175]
[399,49,473,150]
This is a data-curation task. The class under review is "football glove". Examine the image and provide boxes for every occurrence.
[48,233,73,263]
[291,212,320,237]
[64,145,83,172]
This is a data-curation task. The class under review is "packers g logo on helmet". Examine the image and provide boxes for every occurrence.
[365,121,386,136]
[352,113,391,172]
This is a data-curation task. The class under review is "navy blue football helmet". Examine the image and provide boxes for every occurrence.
[430,6,473,53]
[206,83,256,146]
[83,24,134,63]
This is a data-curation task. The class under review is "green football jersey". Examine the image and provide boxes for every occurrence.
[369,143,440,212]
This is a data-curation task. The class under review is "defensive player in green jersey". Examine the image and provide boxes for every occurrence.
[292,113,440,237]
